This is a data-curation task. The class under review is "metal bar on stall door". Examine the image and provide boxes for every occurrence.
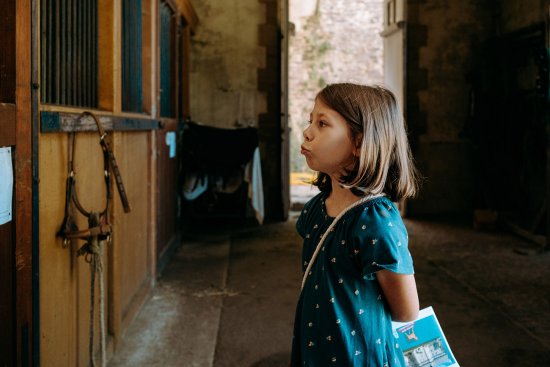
[54,0,60,104]
[93,0,98,107]
[40,0,47,103]
[77,0,83,106]
[82,0,87,107]
[66,0,72,105]
[60,0,66,105]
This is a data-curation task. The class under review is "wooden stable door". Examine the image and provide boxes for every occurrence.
[0,0,34,365]
[0,147,16,363]
[0,0,17,362]
[156,1,191,268]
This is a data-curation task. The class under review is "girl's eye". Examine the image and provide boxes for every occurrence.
[318,120,327,127]
[307,120,312,125]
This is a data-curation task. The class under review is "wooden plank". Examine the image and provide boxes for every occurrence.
[112,0,122,113]
[0,104,16,146]
[0,222,14,367]
[180,27,190,118]
[110,131,153,347]
[98,0,116,111]
[175,0,198,32]
[30,0,40,363]
[503,218,546,247]
[148,132,157,278]
[547,115,550,250]
[0,0,16,103]
[141,0,154,115]
[155,118,178,260]
[15,0,33,365]
[40,111,160,132]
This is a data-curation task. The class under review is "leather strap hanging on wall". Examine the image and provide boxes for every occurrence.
[58,111,131,243]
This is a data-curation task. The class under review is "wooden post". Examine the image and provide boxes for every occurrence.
[98,0,122,113]
[15,0,33,365]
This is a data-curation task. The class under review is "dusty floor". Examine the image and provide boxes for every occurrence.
[108,213,550,367]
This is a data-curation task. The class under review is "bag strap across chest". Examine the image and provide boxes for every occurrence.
[300,193,384,291]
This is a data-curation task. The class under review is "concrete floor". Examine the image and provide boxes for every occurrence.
[108,214,550,367]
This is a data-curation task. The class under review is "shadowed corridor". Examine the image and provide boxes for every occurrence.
[108,214,550,367]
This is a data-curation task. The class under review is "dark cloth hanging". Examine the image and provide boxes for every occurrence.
[181,123,259,212]
[183,122,258,172]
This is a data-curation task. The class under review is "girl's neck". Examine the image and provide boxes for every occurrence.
[324,175,362,217]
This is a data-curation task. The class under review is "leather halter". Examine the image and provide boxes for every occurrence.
[58,111,131,247]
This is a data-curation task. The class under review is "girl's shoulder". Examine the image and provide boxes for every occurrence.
[352,196,406,235]
[352,196,413,276]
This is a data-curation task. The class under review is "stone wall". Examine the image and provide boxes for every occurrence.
[189,0,285,221]
[488,0,549,231]
[406,0,497,216]
[406,0,549,216]
[499,0,549,33]
[258,0,286,220]
[187,0,548,218]
[289,0,384,172]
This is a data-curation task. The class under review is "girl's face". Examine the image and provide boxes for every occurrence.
[301,98,358,177]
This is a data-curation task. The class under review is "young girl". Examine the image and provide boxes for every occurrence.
[291,83,419,367]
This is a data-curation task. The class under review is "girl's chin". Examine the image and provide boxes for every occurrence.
[304,157,315,170]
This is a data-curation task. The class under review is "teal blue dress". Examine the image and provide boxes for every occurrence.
[291,193,414,367]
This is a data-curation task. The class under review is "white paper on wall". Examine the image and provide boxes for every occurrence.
[165,131,176,158]
[0,147,13,225]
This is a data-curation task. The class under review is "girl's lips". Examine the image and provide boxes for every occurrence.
[300,146,311,155]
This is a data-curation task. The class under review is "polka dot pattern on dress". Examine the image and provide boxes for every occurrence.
[292,193,413,367]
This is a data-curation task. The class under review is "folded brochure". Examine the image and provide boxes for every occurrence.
[392,306,459,367]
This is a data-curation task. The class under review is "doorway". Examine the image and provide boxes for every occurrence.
[287,0,385,211]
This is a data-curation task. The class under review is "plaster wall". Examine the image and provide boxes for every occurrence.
[190,1,265,128]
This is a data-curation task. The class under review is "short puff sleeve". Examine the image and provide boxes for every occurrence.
[352,199,414,279]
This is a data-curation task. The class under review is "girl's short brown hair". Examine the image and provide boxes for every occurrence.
[312,83,419,201]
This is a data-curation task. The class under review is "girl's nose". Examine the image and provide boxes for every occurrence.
[303,125,312,141]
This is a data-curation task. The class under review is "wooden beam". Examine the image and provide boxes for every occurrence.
[180,27,191,119]
[142,0,154,116]
[15,0,33,365]
[175,0,199,33]
[40,111,160,133]
[98,0,122,112]
[0,104,16,146]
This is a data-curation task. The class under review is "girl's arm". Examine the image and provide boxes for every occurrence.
[376,270,419,322]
